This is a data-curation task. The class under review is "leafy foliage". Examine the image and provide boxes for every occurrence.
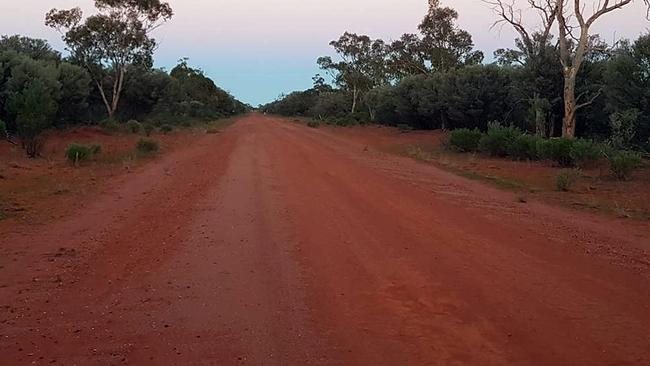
[143,123,155,136]
[65,143,100,164]
[46,0,174,118]
[4,56,59,157]
[136,138,159,153]
[449,128,482,152]
[556,169,580,192]
[608,151,642,180]
[479,124,521,157]
[126,119,142,133]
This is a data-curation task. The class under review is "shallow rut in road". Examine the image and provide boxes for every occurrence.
[2,114,650,365]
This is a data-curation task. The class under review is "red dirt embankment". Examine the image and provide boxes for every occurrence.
[1,114,649,365]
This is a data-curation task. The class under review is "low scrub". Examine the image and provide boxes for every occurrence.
[136,138,159,153]
[307,120,321,128]
[608,151,642,180]
[449,128,482,152]
[126,120,142,134]
[160,124,173,134]
[479,125,521,157]
[537,138,601,167]
[0,119,6,138]
[569,139,602,168]
[100,119,120,133]
[65,143,101,165]
[449,125,604,168]
[537,138,574,167]
[143,123,155,137]
[509,134,540,160]
[556,169,580,191]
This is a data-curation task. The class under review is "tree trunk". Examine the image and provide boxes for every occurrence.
[95,66,125,120]
[368,105,376,122]
[561,73,577,138]
[351,85,358,114]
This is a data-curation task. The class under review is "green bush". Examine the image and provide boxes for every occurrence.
[608,151,642,180]
[160,124,173,134]
[537,138,574,167]
[569,139,602,168]
[0,119,6,138]
[100,119,120,133]
[126,120,142,134]
[479,125,521,157]
[136,138,159,153]
[65,143,101,164]
[307,120,321,128]
[143,123,155,137]
[509,134,541,160]
[449,128,482,152]
[537,138,601,167]
[555,169,580,191]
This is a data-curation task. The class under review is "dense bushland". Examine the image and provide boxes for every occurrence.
[1,0,248,158]
[261,1,650,158]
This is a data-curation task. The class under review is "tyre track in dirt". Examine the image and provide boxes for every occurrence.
[1,113,650,365]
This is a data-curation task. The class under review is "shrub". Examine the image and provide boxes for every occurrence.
[143,123,155,137]
[126,120,142,134]
[537,138,574,167]
[0,119,6,138]
[569,139,602,168]
[449,128,482,152]
[100,119,120,133]
[65,143,100,164]
[537,138,601,167]
[160,124,173,134]
[608,151,642,181]
[608,109,639,150]
[136,138,159,153]
[479,125,521,157]
[307,120,320,128]
[509,134,541,160]
[556,169,580,191]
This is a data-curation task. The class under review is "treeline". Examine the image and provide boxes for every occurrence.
[1,0,247,157]
[262,0,650,152]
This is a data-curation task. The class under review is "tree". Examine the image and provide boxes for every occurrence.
[488,0,649,138]
[417,0,484,72]
[46,0,173,120]
[0,35,61,62]
[56,62,91,125]
[318,33,389,114]
[555,0,649,137]
[387,0,483,79]
[4,56,60,157]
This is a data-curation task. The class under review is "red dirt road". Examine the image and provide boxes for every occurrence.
[2,114,650,365]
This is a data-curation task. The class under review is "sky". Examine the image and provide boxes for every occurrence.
[1,0,649,105]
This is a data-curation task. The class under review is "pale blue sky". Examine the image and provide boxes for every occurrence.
[1,0,648,105]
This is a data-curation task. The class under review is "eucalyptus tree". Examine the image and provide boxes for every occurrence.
[487,0,650,138]
[318,32,390,114]
[388,0,483,78]
[46,0,173,120]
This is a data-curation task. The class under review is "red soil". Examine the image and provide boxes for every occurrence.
[1,114,649,365]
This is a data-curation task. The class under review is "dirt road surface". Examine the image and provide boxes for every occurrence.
[2,114,650,365]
